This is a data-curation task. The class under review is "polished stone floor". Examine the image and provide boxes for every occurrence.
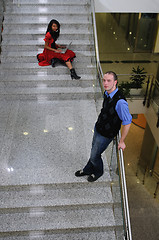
[0,99,108,186]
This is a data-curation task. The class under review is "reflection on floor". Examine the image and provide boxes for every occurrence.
[124,122,159,240]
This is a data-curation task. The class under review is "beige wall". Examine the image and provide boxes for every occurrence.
[95,0,159,13]
[154,149,159,174]
[154,24,159,53]
[139,124,156,170]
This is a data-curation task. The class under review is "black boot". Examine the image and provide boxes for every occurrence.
[51,58,59,67]
[70,68,81,80]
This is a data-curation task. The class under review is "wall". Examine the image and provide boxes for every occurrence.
[94,0,159,13]
[154,24,159,53]
[138,123,157,171]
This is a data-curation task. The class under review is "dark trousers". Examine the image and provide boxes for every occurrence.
[83,127,113,177]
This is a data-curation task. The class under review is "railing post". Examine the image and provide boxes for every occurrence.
[143,76,150,106]
[154,182,159,198]
[157,110,159,128]
[147,76,154,108]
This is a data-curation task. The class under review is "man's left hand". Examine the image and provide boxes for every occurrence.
[118,141,126,151]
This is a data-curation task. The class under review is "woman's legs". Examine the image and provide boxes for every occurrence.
[65,61,81,80]
[65,61,73,70]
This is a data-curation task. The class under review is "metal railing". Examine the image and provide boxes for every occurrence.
[0,0,5,57]
[91,1,132,239]
[152,79,159,127]
[116,133,132,240]
[90,0,104,93]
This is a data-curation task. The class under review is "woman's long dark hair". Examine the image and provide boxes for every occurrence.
[46,19,60,41]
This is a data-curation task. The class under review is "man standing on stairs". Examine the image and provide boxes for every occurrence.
[75,71,132,182]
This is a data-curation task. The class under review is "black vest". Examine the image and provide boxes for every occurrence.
[95,90,126,138]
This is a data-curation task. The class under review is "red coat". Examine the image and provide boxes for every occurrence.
[37,32,76,66]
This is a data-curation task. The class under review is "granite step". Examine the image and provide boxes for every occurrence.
[5,0,90,5]
[5,5,89,14]
[1,41,94,52]
[0,204,122,232]
[0,86,101,100]
[1,50,95,57]
[0,182,114,209]
[0,74,95,88]
[1,54,95,64]
[0,229,118,240]
[1,45,93,52]
[4,11,90,17]
[0,63,96,75]
[2,33,93,41]
[2,23,92,33]
[3,14,91,24]
[2,34,92,43]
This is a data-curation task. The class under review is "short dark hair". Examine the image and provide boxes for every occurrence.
[105,71,118,81]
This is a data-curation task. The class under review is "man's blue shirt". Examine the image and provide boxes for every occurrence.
[105,88,132,125]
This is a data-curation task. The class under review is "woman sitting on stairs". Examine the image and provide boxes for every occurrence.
[37,19,81,80]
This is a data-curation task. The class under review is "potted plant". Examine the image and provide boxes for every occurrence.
[118,81,131,98]
[118,66,147,97]
[130,66,147,95]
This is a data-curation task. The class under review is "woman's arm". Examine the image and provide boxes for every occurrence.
[55,43,65,49]
[44,41,62,53]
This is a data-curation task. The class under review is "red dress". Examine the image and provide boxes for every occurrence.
[37,32,76,66]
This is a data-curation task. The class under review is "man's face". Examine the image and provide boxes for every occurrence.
[103,73,117,94]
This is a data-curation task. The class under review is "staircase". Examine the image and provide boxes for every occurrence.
[0,0,124,239]
[0,0,99,100]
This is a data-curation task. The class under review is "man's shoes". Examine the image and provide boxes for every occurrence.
[87,174,100,182]
[75,170,89,177]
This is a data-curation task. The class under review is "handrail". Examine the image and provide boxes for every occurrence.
[90,0,104,93]
[90,1,132,239]
[116,133,132,240]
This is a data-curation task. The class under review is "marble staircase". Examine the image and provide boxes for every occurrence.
[0,0,98,100]
[0,0,124,239]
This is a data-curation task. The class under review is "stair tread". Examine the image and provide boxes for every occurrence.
[0,86,97,93]
[1,51,95,57]
[0,229,118,240]
[0,63,95,69]
[0,184,114,209]
[5,7,89,14]
[0,74,95,80]
[5,0,90,5]
[2,39,92,45]
[3,27,91,34]
[3,16,90,24]
[0,205,121,233]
